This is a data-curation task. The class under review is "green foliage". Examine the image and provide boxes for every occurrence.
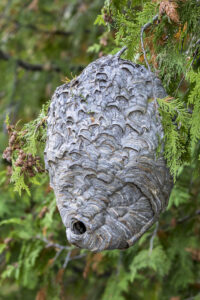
[93,0,200,180]
[157,97,191,178]
[1,0,200,299]
[94,15,106,26]
[21,102,49,156]
[113,2,158,59]
[102,244,170,300]
[187,70,200,147]
[10,166,30,196]
[4,102,49,195]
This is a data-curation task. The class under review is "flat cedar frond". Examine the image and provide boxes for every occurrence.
[10,165,30,196]
[187,70,200,146]
[21,102,49,155]
[157,97,191,179]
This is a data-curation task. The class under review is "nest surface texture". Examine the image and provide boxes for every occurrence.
[44,51,173,251]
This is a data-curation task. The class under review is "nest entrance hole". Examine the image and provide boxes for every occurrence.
[72,220,86,235]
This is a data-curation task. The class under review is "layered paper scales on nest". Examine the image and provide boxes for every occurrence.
[44,51,173,251]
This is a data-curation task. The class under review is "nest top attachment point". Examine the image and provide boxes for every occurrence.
[44,50,173,252]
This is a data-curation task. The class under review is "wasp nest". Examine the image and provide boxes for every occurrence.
[44,49,173,252]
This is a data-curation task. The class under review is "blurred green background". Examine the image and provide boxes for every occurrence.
[0,1,200,300]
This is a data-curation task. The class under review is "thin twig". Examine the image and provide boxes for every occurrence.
[70,253,87,260]
[140,15,158,102]
[36,236,86,267]
[140,15,158,75]
[62,252,87,269]
[177,209,200,224]
[116,46,127,58]
[63,250,72,269]
[161,209,200,232]
[53,248,63,261]
[149,221,159,255]
[35,235,73,251]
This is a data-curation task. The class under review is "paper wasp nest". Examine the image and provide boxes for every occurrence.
[44,49,173,252]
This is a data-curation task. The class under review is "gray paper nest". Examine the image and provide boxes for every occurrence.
[44,49,173,252]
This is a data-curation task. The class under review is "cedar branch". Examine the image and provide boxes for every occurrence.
[35,235,73,250]
[177,209,200,224]
[0,49,61,72]
[140,15,158,102]
[140,14,158,75]
[149,221,159,255]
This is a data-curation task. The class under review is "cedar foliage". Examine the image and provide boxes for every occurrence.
[0,0,200,299]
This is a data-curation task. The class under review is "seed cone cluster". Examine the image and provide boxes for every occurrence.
[3,124,44,178]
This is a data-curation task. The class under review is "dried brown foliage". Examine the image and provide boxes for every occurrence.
[186,248,200,262]
[159,1,180,23]
[35,287,46,300]
[83,253,103,278]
